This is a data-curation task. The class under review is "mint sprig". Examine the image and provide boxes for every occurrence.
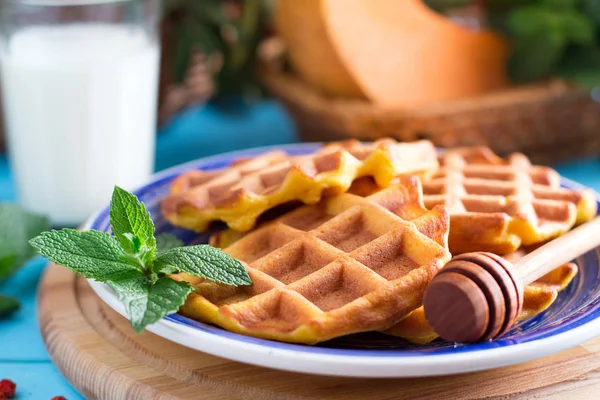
[0,204,50,282]
[110,186,157,264]
[155,246,252,284]
[0,204,49,317]
[29,186,252,332]
[30,229,142,283]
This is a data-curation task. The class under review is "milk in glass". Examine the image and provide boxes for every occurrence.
[0,23,159,225]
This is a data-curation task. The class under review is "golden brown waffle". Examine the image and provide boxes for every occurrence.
[210,163,597,254]
[342,147,597,254]
[424,147,597,254]
[205,174,583,345]
[171,176,451,344]
[208,176,447,248]
[209,222,578,345]
[384,247,578,344]
[161,139,438,232]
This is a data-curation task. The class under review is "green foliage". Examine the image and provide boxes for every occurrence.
[507,24,567,82]
[110,186,156,264]
[30,229,142,283]
[164,0,267,99]
[154,245,251,285]
[132,277,193,332]
[0,204,49,281]
[0,205,49,317]
[110,275,194,332]
[557,44,600,86]
[0,294,20,317]
[30,186,252,333]
[426,0,600,88]
[583,0,600,25]
[424,0,475,11]
[498,0,599,85]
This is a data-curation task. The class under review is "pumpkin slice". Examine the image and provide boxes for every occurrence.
[321,0,510,107]
[274,0,364,98]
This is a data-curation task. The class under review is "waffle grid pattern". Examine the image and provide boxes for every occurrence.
[176,177,451,344]
[422,147,597,254]
[161,139,438,232]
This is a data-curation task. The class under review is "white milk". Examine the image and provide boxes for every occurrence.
[0,24,159,225]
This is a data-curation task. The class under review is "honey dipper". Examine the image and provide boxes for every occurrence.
[423,216,600,343]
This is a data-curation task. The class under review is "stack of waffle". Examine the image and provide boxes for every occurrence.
[161,139,597,345]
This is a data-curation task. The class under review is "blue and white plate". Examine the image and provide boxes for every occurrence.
[86,143,600,378]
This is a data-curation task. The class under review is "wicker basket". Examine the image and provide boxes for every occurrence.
[257,46,600,165]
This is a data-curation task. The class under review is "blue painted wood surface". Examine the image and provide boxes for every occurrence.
[0,100,598,399]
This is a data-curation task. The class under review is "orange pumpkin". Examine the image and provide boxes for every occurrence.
[275,0,510,107]
[274,0,364,98]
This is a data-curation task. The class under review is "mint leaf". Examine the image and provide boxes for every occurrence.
[30,187,252,333]
[140,277,193,331]
[0,204,49,281]
[18,206,51,261]
[0,294,20,317]
[155,245,251,286]
[112,276,193,332]
[110,275,152,331]
[29,229,142,283]
[110,186,156,263]
[156,233,184,255]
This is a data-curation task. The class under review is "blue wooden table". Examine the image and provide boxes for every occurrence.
[0,100,599,399]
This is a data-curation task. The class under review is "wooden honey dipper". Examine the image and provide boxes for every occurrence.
[423,216,600,343]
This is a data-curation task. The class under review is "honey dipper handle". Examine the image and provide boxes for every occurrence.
[516,216,600,285]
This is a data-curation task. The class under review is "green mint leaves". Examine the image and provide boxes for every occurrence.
[112,276,194,331]
[0,204,49,317]
[0,204,49,282]
[110,186,156,264]
[30,230,142,283]
[29,186,251,332]
[154,246,253,285]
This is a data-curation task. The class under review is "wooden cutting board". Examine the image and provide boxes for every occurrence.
[38,262,600,400]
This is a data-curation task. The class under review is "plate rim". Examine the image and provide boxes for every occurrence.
[83,142,600,378]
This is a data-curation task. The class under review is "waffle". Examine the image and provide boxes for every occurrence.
[208,176,447,248]
[160,139,438,232]
[384,247,578,344]
[425,147,597,254]
[171,176,451,344]
[344,147,596,254]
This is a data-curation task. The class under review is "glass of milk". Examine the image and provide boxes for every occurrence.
[0,0,160,226]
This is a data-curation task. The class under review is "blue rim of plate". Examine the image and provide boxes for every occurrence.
[85,143,600,359]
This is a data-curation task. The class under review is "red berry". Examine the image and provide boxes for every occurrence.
[0,379,16,398]
[51,396,67,400]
